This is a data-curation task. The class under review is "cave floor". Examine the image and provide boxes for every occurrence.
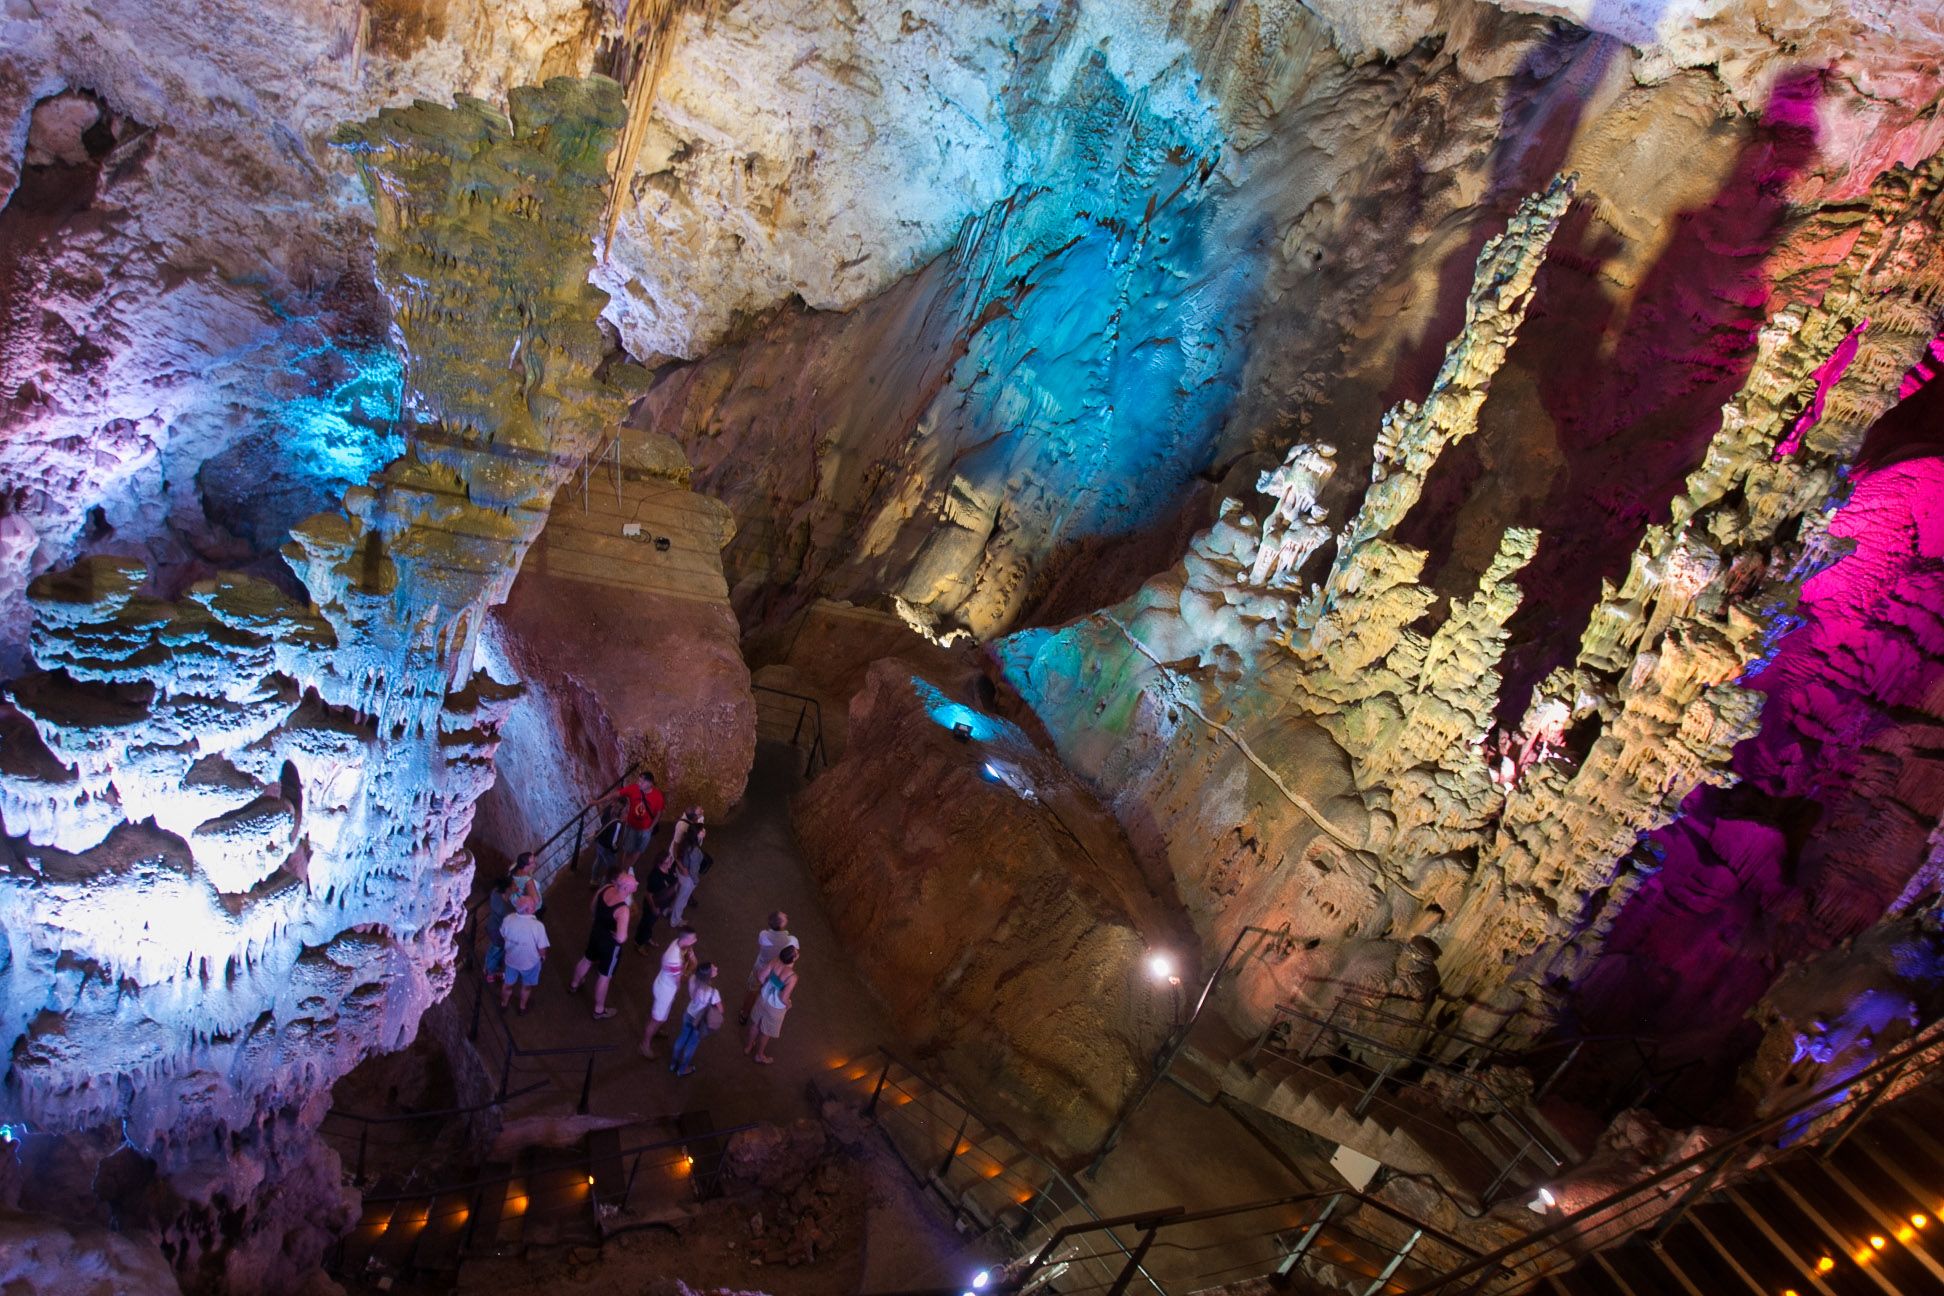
[467,742,1320,1292]
[484,743,903,1134]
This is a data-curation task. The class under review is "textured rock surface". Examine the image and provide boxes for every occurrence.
[792,661,1184,1157]
[997,145,1944,1076]
[0,1209,184,1295]
[0,78,636,1289]
[485,426,754,828]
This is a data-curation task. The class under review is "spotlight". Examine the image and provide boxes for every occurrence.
[982,761,1001,781]
[1527,1186,1557,1214]
[654,536,671,552]
[952,721,974,743]
[972,1272,991,1290]
[1146,952,1175,982]
[1914,1214,1929,1229]
[1816,1256,1836,1273]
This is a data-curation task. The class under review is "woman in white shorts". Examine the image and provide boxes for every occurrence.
[641,929,697,1059]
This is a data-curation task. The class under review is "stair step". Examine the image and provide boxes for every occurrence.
[586,1127,625,1211]
[1829,1139,1944,1268]
[1727,1181,1882,1295]
[675,1109,732,1201]
[1798,1156,1944,1288]
[1769,1165,1933,1296]
[1652,1226,1744,1296]
[1687,1200,1801,1294]
[409,1188,475,1271]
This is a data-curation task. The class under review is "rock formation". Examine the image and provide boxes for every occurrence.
[0,78,636,1289]
[792,661,1184,1158]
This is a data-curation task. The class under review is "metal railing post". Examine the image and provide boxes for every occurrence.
[357,1123,370,1180]
[938,1111,972,1180]
[622,1149,643,1211]
[1363,1228,1424,1296]
[578,1054,595,1114]
[1819,1054,1912,1159]
[866,1059,892,1115]
[1106,1226,1162,1296]
[1650,1143,1737,1240]
[469,974,484,1042]
[1535,1039,1584,1101]
[1279,1191,1342,1276]
[570,810,585,875]
[1480,1134,1533,1203]
[499,1040,514,1102]
[1251,1006,1286,1067]
[1353,1056,1397,1118]
[1306,998,1341,1061]
[790,703,806,746]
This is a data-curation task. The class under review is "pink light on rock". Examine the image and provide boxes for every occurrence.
[1775,319,1869,459]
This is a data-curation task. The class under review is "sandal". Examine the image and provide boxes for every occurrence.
[752,1055,774,1065]
[676,1067,696,1077]
[593,1007,618,1020]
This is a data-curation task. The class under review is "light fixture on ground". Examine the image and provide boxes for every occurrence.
[952,720,974,742]
[1527,1185,1556,1214]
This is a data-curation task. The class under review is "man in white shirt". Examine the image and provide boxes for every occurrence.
[739,911,799,1026]
[499,893,550,1013]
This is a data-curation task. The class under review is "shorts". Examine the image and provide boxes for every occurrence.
[504,961,540,987]
[584,935,621,978]
[651,971,679,1022]
[621,825,651,855]
[750,998,788,1039]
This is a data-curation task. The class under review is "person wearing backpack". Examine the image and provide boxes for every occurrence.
[667,826,708,927]
[603,771,664,874]
[590,805,624,887]
[669,962,723,1077]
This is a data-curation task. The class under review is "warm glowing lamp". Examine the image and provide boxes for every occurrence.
[1147,951,1175,981]
[1915,1214,1929,1228]
[1871,1235,1887,1249]
[1816,1256,1836,1272]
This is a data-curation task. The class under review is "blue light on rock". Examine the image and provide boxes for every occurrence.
[914,677,1002,741]
[279,344,405,482]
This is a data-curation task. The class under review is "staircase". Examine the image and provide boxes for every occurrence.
[330,1116,743,1283]
[828,1050,1497,1296]
[1538,1084,1944,1296]
[1184,1003,1578,1208]
[820,1052,1093,1250]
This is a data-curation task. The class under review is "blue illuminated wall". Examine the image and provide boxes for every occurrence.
[199,341,404,549]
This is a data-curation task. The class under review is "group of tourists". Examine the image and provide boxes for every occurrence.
[479,771,803,1077]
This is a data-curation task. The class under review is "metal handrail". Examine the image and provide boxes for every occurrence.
[869,1186,1498,1296]
[461,759,646,972]
[751,683,829,777]
[1319,988,1680,1108]
[331,1119,762,1275]
[1255,1002,1566,1199]
[853,1047,1165,1293]
[321,1084,549,1180]
[463,972,617,1114]
[1396,1014,1944,1295]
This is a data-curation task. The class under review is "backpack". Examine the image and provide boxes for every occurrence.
[596,818,623,853]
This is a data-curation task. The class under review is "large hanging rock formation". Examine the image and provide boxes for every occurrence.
[0,77,636,1290]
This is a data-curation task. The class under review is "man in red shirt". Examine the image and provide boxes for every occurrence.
[605,771,664,875]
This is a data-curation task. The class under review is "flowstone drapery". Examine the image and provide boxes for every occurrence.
[0,78,637,1289]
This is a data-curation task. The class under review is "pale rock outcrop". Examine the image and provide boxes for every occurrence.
[0,78,638,1290]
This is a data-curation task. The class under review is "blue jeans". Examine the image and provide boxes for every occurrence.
[671,1017,711,1072]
